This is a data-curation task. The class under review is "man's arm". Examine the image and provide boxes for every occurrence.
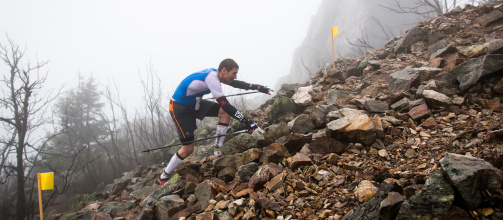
[228,80,271,94]
[215,96,259,131]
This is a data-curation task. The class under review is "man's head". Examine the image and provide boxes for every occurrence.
[218,58,239,84]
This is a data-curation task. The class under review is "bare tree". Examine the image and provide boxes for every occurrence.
[379,0,499,19]
[0,37,57,220]
[135,62,178,156]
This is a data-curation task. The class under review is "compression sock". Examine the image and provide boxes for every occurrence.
[162,152,185,178]
[215,123,229,147]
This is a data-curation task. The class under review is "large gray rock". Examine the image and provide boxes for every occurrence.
[235,148,262,167]
[364,100,389,113]
[220,133,258,155]
[429,45,457,59]
[474,9,503,27]
[194,180,217,210]
[309,129,349,154]
[325,89,351,105]
[267,96,297,124]
[140,174,180,208]
[342,181,394,220]
[426,40,449,53]
[310,104,329,128]
[388,68,420,94]
[391,98,410,113]
[415,67,443,82]
[486,39,503,55]
[292,85,314,106]
[395,26,427,54]
[440,153,503,210]
[237,162,259,182]
[452,55,503,91]
[396,170,455,220]
[327,114,376,145]
[262,122,291,146]
[421,89,452,109]
[326,108,364,123]
[287,114,315,134]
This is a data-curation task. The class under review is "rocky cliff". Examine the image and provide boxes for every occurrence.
[50,2,503,220]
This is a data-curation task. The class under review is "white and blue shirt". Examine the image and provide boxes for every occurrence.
[172,68,224,106]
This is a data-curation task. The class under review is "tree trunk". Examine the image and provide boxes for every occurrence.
[16,135,26,220]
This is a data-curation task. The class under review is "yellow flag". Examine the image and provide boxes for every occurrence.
[332,27,339,36]
[39,172,54,190]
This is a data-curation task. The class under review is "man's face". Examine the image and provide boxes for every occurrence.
[220,67,238,84]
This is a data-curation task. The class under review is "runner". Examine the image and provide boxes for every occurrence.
[158,58,271,185]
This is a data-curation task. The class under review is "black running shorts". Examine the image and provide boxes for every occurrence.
[169,99,220,140]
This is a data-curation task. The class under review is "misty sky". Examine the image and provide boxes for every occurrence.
[0,0,322,108]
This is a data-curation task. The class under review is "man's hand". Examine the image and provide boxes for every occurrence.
[251,84,272,94]
[245,119,259,132]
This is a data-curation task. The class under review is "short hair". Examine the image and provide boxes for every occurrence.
[218,58,239,72]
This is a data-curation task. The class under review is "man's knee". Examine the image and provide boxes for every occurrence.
[218,108,231,119]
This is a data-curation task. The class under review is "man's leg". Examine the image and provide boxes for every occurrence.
[160,142,194,180]
[214,108,231,155]
[160,100,196,184]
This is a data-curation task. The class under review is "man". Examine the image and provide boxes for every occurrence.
[158,58,271,185]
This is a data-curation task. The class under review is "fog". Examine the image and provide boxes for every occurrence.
[0,0,322,109]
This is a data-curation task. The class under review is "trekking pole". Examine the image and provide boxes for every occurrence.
[204,91,260,99]
[142,129,249,153]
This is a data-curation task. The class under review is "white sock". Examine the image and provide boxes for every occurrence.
[161,152,183,178]
[215,123,228,147]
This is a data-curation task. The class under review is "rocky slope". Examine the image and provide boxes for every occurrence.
[50,2,503,220]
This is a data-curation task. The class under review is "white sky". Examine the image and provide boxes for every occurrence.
[0,0,322,108]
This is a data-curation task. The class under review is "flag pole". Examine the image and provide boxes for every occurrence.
[332,34,335,70]
[37,173,44,220]
[331,27,338,70]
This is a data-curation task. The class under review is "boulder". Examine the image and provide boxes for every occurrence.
[440,153,503,210]
[292,85,314,106]
[364,100,389,113]
[415,67,443,82]
[288,153,313,170]
[326,108,364,123]
[394,27,427,54]
[267,97,297,124]
[486,39,503,55]
[342,181,394,220]
[260,143,291,164]
[391,98,410,113]
[220,133,258,155]
[309,129,349,154]
[310,104,329,128]
[396,170,455,220]
[459,45,487,58]
[421,89,452,108]
[237,162,259,182]
[287,114,315,134]
[388,68,420,94]
[474,9,503,27]
[452,55,503,91]
[262,122,291,146]
[194,180,218,210]
[355,180,378,203]
[327,114,377,145]
[408,104,431,121]
[430,45,458,59]
[325,89,351,105]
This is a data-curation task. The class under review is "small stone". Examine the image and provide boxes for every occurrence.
[378,149,389,157]
[405,149,416,158]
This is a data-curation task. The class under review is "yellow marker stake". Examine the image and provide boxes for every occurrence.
[38,172,54,220]
[331,26,339,70]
